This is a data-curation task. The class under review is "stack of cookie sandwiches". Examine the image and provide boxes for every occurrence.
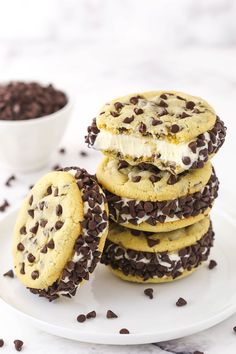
[86,90,226,284]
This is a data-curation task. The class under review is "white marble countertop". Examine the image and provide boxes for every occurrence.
[0,0,236,352]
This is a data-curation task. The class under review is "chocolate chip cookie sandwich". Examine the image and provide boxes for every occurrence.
[101,217,214,283]
[85,91,226,174]
[97,156,218,232]
[13,167,108,301]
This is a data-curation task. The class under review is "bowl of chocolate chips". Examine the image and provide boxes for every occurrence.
[0,81,72,172]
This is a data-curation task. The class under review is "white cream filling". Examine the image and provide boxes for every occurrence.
[94,130,212,168]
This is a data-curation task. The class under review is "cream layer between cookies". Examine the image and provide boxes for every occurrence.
[94,130,209,170]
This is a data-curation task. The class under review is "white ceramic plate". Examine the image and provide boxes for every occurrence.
[0,197,236,345]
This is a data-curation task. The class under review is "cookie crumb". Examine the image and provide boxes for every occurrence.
[77,314,86,323]
[208,259,217,270]
[119,328,129,334]
[176,297,187,307]
[3,269,14,278]
[144,288,154,299]
[5,174,16,187]
[86,311,96,319]
[14,339,24,351]
[106,310,118,319]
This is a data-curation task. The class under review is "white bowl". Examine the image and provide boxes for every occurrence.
[0,92,73,173]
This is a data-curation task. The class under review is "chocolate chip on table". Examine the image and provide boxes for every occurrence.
[3,269,14,278]
[106,310,118,319]
[29,185,34,190]
[182,156,191,165]
[80,150,88,157]
[86,311,96,319]
[0,339,4,347]
[208,259,217,269]
[52,164,61,171]
[123,116,134,124]
[0,82,67,121]
[132,176,141,183]
[5,174,16,187]
[176,297,187,307]
[233,326,236,333]
[170,124,180,133]
[13,339,24,352]
[59,147,66,154]
[0,199,10,212]
[144,288,154,299]
[147,238,160,247]
[77,314,86,323]
[119,328,129,334]
[193,351,204,354]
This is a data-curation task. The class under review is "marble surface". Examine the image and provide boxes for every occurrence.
[0,0,236,352]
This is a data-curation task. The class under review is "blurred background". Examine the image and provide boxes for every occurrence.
[0,0,235,194]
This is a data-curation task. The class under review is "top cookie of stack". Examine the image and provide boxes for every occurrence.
[85,91,226,174]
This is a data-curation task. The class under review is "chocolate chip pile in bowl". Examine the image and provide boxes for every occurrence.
[0,82,68,120]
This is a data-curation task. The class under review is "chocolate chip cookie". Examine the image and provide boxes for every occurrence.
[13,167,108,301]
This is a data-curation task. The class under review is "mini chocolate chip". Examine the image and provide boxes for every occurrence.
[186,101,195,110]
[170,124,180,133]
[130,96,139,104]
[46,185,52,195]
[208,259,217,269]
[20,226,27,235]
[188,141,197,153]
[20,263,25,274]
[182,156,191,165]
[149,175,161,183]
[40,245,48,254]
[56,204,63,216]
[180,112,191,118]
[176,297,187,307]
[40,219,48,227]
[110,111,119,117]
[17,243,25,251]
[47,239,55,249]
[27,253,35,263]
[167,174,179,185]
[30,222,39,234]
[55,220,64,230]
[160,94,167,99]
[0,339,4,347]
[119,328,129,334]
[152,118,162,126]
[28,209,34,218]
[77,314,86,323]
[29,195,33,206]
[31,270,39,280]
[139,122,147,134]
[118,160,129,170]
[86,311,96,319]
[114,102,123,111]
[3,269,14,278]
[123,116,134,124]
[144,288,153,299]
[134,108,143,115]
[144,202,154,213]
[158,100,168,108]
[132,176,141,183]
[106,310,118,319]
[14,339,24,352]
[147,238,160,247]
[59,147,66,154]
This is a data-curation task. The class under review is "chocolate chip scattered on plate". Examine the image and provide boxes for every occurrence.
[208,259,217,269]
[80,150,88,157]
[119,328,130,334]
[106,310,118,319]
[5,174,16,187]
[0,199,10,212]
[86,311,96,319]
[144,288,154,299]
[0,339,4,347]
[77,314,86,323]
[3,269,14,278]
[176,297,187,307]
[13,339,24,352]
